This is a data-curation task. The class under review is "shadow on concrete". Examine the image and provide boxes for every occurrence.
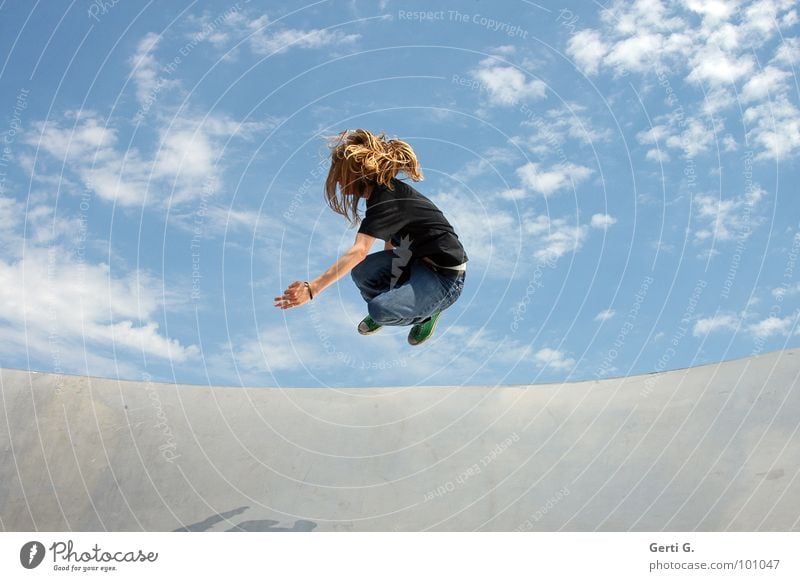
[173,506,249,532]
[226,519,318,532]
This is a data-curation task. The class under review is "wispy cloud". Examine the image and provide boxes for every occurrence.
[129,32,178,108]
[516,161,593,197]
[517,103,612,155]
[693,313,740,336]
[637,114,718,159]
[748,313,798,339]
[566,0,800,160]
[692,186,766,246]
[566,30,608,76]
[594,308,616,322]
[26,105,280,208]
[525,213,590,262]
[590,213,617,229]
[471,57,547,107]
[433,190,597,274]
[772,282,800,299]
[204,12,361,56]
[0,201,198,372]
[450,146,520,182]
[533,347,575,371]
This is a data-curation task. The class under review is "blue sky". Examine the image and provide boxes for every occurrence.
[0,0,798,387]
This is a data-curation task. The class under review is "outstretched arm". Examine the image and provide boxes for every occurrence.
[274,232,376,310]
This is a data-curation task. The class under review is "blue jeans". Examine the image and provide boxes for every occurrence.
[351,250,465,327]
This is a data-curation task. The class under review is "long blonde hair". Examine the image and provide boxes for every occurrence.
[324,129,423,225]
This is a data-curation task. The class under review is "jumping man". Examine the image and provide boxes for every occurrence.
[274,129,468,346]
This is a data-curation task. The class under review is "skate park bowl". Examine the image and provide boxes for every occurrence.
[1,349,798,532]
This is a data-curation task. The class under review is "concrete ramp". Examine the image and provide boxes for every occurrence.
[1,349,799,531]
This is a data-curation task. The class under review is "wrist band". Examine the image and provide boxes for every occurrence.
[304,281,313,300]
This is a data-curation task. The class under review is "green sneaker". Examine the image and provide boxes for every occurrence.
[358,315,383,335]
[408,312,441,346]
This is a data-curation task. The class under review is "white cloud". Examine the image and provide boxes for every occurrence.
[432,191,594,275]
[29,110,116,159]
[772,282,800,299]
[22,31,280,208]
[451,146,519,182]
[129,33,176,107]
[0,246,198,365]
[516,162,593,197]
[687,47,754,85]
[639,115,718,159]
[568,1,689,76]
[566,0,800,160]
[170,203,279,240]
[21,203,84,246]
[533,348,575,371]
[741,65,792,102]
[605,0,686,35]
[498,188,527,201]
[684,0,737,22]
[182,6,249,51]
[525,213,589,262]
[722,134,738,151]
[701,87,736,116]
[743,95,800,160]
[594,308,616,322]
[772,37,800,66]
[668,117,716,157]
[2,137,198,371]
[605,32,664,73]
[590,213,618,229]
[637,124,671,145]
[230,331,318,373]
[693,313,740,336]
[692,187,765,245]
[214,305,542,386]
[748,313,798,338]
[740,0,794,40]
[516,103,611,156]
[432,190,519,273]
[472,58,547,106]
[693,195,741,242]
[154,128,218,201]
[489,44,517,56]
[26,111,152,206]
[246,15,360,55]
[646,148,670,162]
[26,107,278,207]
[782,9,799,26]
[186,9,361,60]
[0,195,23,245]
[567,30,609,75]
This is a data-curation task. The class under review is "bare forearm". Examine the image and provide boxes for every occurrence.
[310,249,366,297]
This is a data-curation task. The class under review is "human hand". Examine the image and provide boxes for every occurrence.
[274,281,313,310]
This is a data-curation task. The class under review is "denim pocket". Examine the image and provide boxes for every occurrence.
[440,276,464,309]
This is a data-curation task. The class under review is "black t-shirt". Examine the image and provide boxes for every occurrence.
[357,177,468,267]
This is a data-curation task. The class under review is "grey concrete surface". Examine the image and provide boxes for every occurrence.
[1,349,798,531]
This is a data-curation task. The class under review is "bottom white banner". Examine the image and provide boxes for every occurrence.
[1,532,797,580]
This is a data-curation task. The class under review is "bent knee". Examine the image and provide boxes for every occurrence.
[367,300,389,324]
[367,298,405,325]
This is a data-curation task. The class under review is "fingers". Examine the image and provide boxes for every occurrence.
[273,282,306,309]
